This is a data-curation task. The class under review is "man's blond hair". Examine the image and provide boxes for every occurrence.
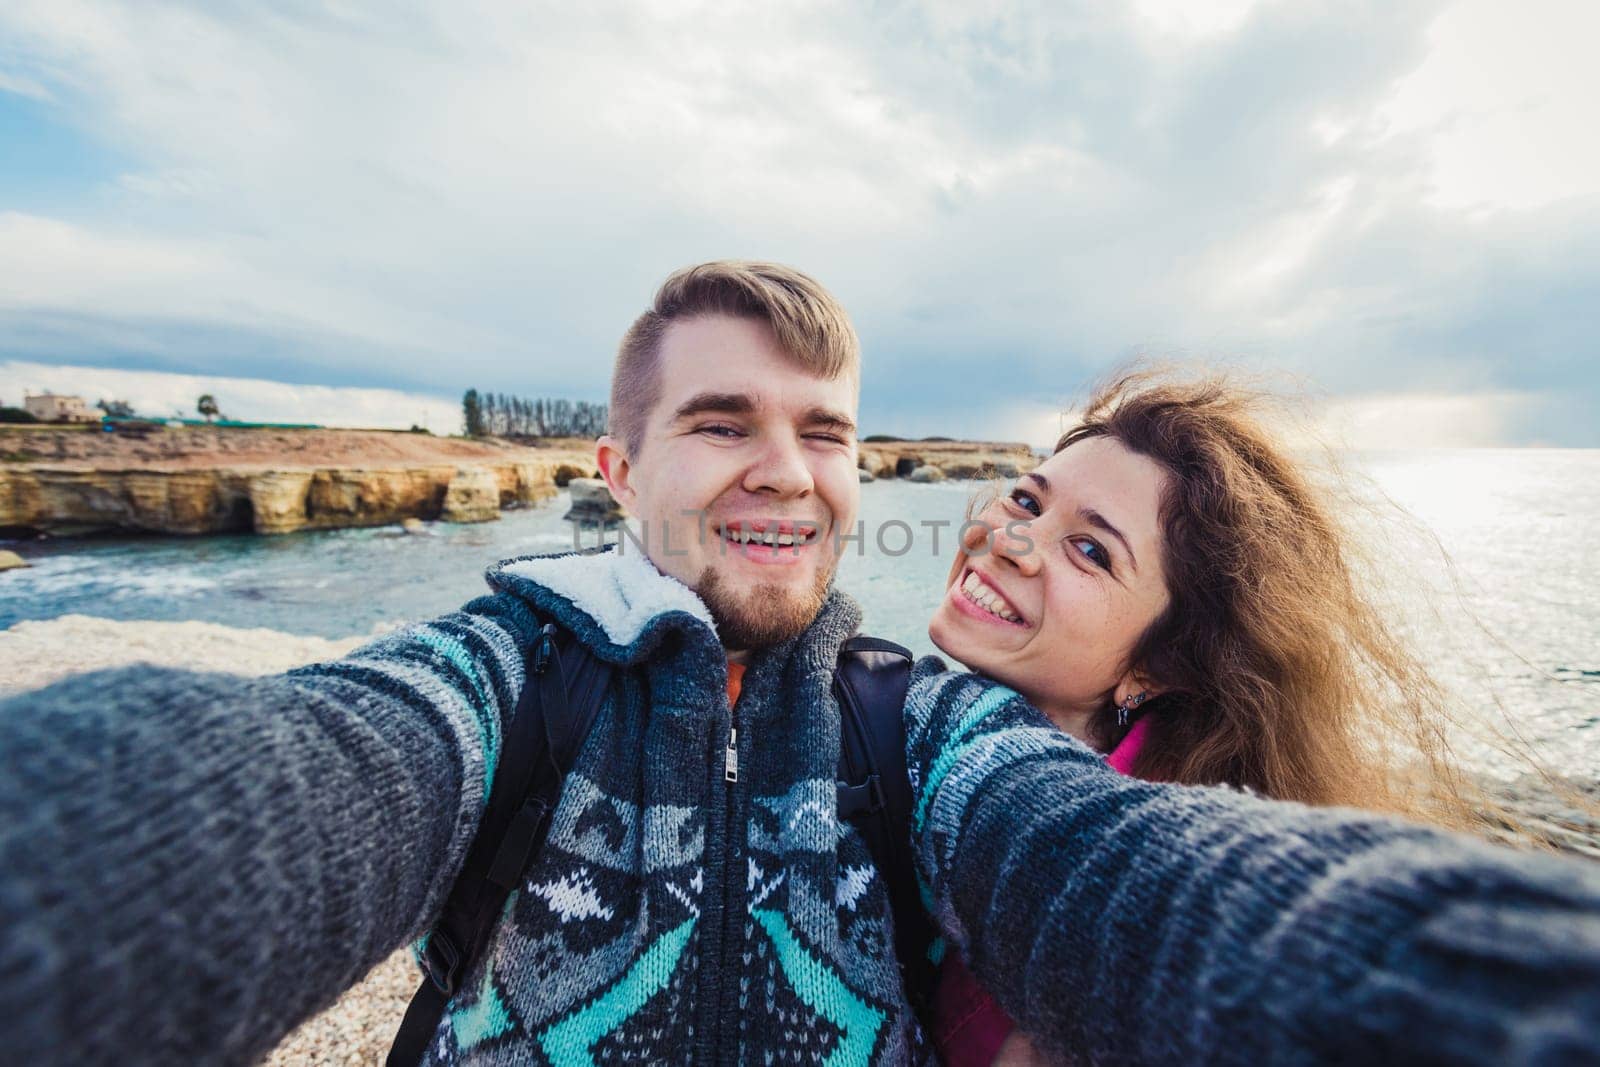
[609,261,859,454]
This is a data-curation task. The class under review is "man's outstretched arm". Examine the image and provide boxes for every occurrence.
[905,663,1600,1066]
[0,591,543,1067]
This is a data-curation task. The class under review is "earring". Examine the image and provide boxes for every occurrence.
[1116,691,1148,728]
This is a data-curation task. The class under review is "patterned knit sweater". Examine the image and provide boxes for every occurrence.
[0,548,923,1066]
[7,556,1600,1065]
[904,663,1600,1065]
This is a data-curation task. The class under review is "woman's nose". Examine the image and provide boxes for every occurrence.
[991,516,1042,576]
[964,508,1041,575]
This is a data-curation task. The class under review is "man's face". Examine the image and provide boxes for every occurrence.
[597,314,861,652]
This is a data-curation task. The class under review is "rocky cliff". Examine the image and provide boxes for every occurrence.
[0,428,597,536]
[858,440,1038,480]
[0,460,589,536]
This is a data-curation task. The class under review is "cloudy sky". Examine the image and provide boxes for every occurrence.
[2,0,1596,446]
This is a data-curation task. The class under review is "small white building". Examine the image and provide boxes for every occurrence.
[23,394,99,423]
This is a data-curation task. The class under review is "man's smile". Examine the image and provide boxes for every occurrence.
[714,518,827,564]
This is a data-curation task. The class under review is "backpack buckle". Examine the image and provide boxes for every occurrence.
[420,931,463,997]
[531,623,559,675]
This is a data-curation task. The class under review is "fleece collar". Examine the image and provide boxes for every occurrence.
[487,547,721,666]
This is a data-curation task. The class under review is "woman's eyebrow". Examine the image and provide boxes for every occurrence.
[1023,473,1138,571]
[1079,507,1138,572]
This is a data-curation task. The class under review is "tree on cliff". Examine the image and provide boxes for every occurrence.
[460,387,608,438]
[462,389,485,437]
[197,395,221,423]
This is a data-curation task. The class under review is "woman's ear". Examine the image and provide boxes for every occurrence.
[1113,668,1166,708]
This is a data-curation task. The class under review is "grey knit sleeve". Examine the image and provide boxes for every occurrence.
[904,663,1600,1066]
[0,591,544,1067]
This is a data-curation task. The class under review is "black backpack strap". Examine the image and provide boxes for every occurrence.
[833,636,937,1018]
[388,621,613,1067]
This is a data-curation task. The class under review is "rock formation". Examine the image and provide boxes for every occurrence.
[858,440,1036,481]
[563,478,627,527]
[441,467,503,524]
[0,428,597,537]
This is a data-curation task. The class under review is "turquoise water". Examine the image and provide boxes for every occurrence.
[3,451,1597,775]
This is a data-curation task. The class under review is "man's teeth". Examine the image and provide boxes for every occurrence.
[961,571,1021,623]
[723,527,813,546]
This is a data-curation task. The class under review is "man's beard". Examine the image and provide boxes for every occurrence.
[696,562,835,652]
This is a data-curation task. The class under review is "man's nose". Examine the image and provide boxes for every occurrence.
[742,434,815,498]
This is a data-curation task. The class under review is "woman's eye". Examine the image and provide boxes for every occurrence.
[1071,538,1111,570]
[1007,488,1042,517]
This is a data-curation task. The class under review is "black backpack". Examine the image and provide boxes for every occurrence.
[387,624,936,1066]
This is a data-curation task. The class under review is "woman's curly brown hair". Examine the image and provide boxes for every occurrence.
[1061,367,1474,824]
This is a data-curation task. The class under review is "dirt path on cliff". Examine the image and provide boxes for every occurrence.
[3,427,597,471]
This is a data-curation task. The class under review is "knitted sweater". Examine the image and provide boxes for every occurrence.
[0,548,923,1065]
[905,662,1600,1065]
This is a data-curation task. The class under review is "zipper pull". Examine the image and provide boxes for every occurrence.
[724,727,739,783]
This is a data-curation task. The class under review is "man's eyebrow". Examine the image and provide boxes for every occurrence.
[671,392,757,420]
[1021,472,1138,572]
[804,407,856,435]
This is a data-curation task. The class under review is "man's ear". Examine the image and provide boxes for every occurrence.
[595,435,638,511]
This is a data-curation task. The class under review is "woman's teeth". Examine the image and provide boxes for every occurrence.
[961,571,1020,623]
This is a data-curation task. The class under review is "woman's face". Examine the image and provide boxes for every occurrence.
[928,435,1173,727]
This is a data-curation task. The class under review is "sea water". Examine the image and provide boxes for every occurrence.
[3,450,1597,777]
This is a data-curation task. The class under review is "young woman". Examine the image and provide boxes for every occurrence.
[922,368,1479,1065]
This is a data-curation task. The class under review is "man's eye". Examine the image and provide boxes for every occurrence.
[1071,538,1111,570]
[699,425,743,439]
[1007,489,1042,517]
[805,433,847,444]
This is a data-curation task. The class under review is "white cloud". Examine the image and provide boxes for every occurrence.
[2,361,461,432]
[1381,0,1600,213]
[0,68,52,101]
[0,0,1595,442]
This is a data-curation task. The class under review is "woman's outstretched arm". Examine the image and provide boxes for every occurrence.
[0,591,543,1067]
[906,661,1600,1066]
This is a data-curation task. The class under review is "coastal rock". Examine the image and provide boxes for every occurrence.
[564,477,627,527]
[552,463,591,488]
[858,468,876,483]
[310,467,452,528]
[858,451,898,479]
[441,467,502,523]
[0,459,589,536]
[401,517,426,534]
[858,440,1036,480]
[0,428,599,538]
[907,465,946,483]
[247,471,315,535]
[0,550,28,571]
[0,468,233,535]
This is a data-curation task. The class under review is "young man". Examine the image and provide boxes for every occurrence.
[4,262,921,1065]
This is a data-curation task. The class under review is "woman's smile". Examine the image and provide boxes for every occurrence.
[949,567,1029,627]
